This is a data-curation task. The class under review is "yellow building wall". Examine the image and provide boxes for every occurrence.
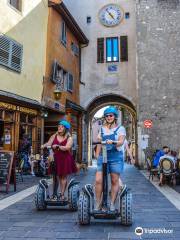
[0,0,49,103]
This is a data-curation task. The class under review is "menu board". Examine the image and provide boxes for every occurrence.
[0,151,16,193]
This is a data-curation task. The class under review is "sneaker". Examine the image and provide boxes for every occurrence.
[94,202,101,211]
[110,202,116,211]
[31,172,35,176]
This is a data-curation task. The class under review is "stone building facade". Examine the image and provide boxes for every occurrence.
[63,0,180,166]
[136,0,180,157]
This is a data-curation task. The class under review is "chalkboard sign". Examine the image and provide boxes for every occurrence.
[0,151,16,193]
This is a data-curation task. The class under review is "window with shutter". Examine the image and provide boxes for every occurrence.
[120,36,128,62]
[9,0,22,12]
[67,73,73,92]
[97,38,104,63]
[61,21,67,46]
[0,34,23,72]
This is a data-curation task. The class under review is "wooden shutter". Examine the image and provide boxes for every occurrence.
[0,34,23,72]
[0,35,10,67]
[68,73,73,92]
[11,41,23,72]
[120,36,128,62]
[97,38,104,63]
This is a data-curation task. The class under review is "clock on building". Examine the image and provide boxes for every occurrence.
[99,4,123,27]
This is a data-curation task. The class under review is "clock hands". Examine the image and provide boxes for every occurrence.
[106,9,115,20]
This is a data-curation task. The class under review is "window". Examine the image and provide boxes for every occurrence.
[125,12,130,19]
[61,21,67,46]
[71,42,79,56]
[9,0,22,12]
[0,34,23,72]
[97,38,104,63]
[120,36,128,61]
[87,16,91,24]
[106,37,119,62]
[67,73,73,92]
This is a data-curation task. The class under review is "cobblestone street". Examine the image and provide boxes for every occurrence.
[0,165,179,240]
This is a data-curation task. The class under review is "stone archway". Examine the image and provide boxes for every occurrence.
[83,94,138,165]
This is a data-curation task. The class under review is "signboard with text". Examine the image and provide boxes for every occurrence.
[0,151,16,193]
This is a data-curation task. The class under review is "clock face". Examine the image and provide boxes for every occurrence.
[99,4,123,27]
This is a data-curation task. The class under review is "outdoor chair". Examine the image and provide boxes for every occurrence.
[146,157,159,180]
[175,158,180,184]
[159,158,176,186]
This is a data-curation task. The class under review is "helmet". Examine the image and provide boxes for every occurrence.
[58,120,71,130]
[104,107,119,118]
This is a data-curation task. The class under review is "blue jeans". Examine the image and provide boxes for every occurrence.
[97,151,124,174]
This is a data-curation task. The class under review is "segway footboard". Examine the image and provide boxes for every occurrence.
[120,190,132,226]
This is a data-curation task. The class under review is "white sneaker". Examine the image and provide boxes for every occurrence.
[31,172,35,176]
[94,202,101,211]
[110,202,116,211]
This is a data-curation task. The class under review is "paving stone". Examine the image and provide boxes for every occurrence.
[0,165,179,239]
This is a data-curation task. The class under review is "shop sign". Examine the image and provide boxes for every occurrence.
[0,102,16,111]
[18,106,37,115]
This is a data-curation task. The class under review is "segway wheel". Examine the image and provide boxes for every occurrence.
[78,192,90,225]
[68,184,79,211]
[120,192,132,226]
[34,186,47,210]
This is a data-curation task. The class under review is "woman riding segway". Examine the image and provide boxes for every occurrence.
[41,120,77,200]
[95,106,126,211]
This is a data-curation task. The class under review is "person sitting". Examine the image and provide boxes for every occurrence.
[158,150,177,186]
[152,146,169,168]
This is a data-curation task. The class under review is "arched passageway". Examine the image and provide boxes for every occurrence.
[83,94,138,165]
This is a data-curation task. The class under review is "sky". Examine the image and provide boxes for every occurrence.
[94,106,109,118]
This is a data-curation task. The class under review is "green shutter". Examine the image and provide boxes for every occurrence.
[97,38,104,63]
[120,36,128,62]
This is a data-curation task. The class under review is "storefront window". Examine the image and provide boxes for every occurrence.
[0,120,4,147]
[20,113,27,123]
[4,111,14,122]
[28,115,36,124]
[0,110,3,120]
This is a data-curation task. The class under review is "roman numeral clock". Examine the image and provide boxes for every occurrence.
[99,4,124,27]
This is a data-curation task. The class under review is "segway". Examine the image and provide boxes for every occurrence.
[78,141,132,225]
[34,146,80,211]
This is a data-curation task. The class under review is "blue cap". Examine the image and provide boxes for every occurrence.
[58,120,71,130]
[104,107,119,118]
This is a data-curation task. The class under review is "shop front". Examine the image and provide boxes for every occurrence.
[0,101,42,154]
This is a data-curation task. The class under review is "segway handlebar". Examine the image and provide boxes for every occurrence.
[92,141,118,145]
[43,145,60,150]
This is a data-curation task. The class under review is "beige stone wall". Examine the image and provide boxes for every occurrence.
[0,0,49,102]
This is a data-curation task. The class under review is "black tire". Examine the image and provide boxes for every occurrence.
[34,186,47,210]
[78,192,90,225]
[68,184,79,211]
[120,192,132,226]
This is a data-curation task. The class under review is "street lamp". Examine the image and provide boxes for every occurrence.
[53,88,62,100]
[41,108,48,118]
